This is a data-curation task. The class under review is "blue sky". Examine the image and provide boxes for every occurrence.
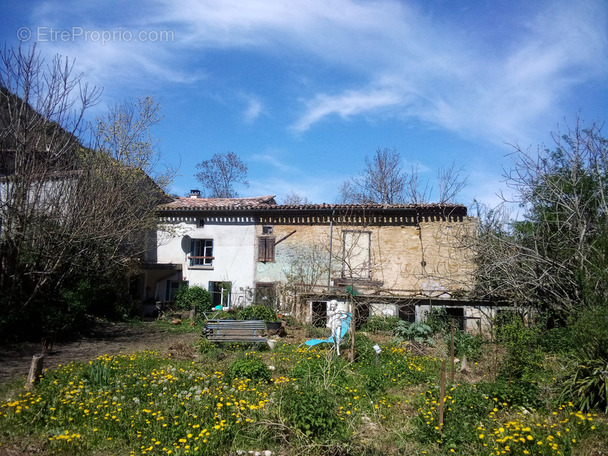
[1,0,607,209]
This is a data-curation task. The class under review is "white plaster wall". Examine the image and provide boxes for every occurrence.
[369,303,398,317]
[156,219,256,292]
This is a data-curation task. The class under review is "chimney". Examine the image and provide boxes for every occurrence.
[189,189,201,198]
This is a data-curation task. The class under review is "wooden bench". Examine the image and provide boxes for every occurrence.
[202,319,268,344]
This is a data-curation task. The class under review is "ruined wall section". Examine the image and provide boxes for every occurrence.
[255,214,477,297]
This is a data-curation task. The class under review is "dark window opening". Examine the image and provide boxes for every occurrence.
[399,304,416,323]
[354,303,370,330]
[446,307,465,331]
[165,280,181,302]
[311,301,327,327]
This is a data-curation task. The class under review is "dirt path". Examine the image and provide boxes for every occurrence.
[0,321,200,386]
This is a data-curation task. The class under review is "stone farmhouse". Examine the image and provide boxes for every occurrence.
[142,191,493,332]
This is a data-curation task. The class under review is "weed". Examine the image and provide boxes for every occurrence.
[228,355,272,383]
[280,383,345,439]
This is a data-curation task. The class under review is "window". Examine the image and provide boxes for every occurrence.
[165,280,181,302]
[311,301,327,327]
[262,225,274,235]
[255,282,276,308]
[197,218,205,228]
[446,307,465,331]
[189,239,214,267]
[258,236,275,262]
[209,281,231,307]
[399,304,416,323]
[342,230,371,279]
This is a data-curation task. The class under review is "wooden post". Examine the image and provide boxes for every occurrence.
[25,353,44,390]
[450,319,455,383]
[439,360,446,435]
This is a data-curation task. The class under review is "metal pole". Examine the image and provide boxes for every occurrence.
[450,319,455,383]
[327,210,335,290]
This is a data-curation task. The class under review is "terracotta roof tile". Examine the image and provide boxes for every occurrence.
[158,196,467,214]
[160,195,278,210]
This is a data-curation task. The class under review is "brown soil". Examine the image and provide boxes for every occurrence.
[0,321,200,386]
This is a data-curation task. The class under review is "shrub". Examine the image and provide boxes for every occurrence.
[236,305,278,322]
[495,313,543,382]
[353,333,376,360]
[477,379,540,409]
[174,285,212,312]
[359,315,401,333]
[450,331,483,361]
[282,314,299,327]
[304,324,327,338]
[559,358,608,412]
[228,356,272,383]
[280,384,345,439]
[393,320,434,345]
[541,326,576,356]
[424,307,451,334]
[570,304,608,360]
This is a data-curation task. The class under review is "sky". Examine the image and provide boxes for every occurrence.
[1,0,607,211]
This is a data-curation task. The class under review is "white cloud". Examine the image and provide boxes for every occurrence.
[291,88,408,132]
[286,1,608,145]
[250,151,296,173]
[243,96,263,123]
[25,0,608,147]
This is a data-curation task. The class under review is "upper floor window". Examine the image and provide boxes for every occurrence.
[342,230,371,279]
[190,239,214,267]
[258,236,276,262]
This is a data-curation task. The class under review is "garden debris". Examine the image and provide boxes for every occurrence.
[167,341,196,359]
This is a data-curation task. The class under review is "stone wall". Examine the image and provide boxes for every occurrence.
[255,216,477,296]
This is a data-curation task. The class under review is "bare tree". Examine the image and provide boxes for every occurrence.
[339,148,466,205]
[0,45,100,309]
[95,96,175,190]
[404,163,431,204]
[437,162,468,204]
[282,191,311,205]
[339,148,407,204]
[473,119,608,318]
[195,152,249,198]
[0,44,170,339]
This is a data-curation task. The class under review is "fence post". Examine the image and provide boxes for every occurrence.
[25,353,44,390]
[439,360,446,436]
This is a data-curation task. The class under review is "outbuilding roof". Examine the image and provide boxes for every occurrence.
[158,195,467,216]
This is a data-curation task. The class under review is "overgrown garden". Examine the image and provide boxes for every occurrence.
[1,314,607,455]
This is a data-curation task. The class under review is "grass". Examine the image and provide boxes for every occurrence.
[1,331,607,455]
